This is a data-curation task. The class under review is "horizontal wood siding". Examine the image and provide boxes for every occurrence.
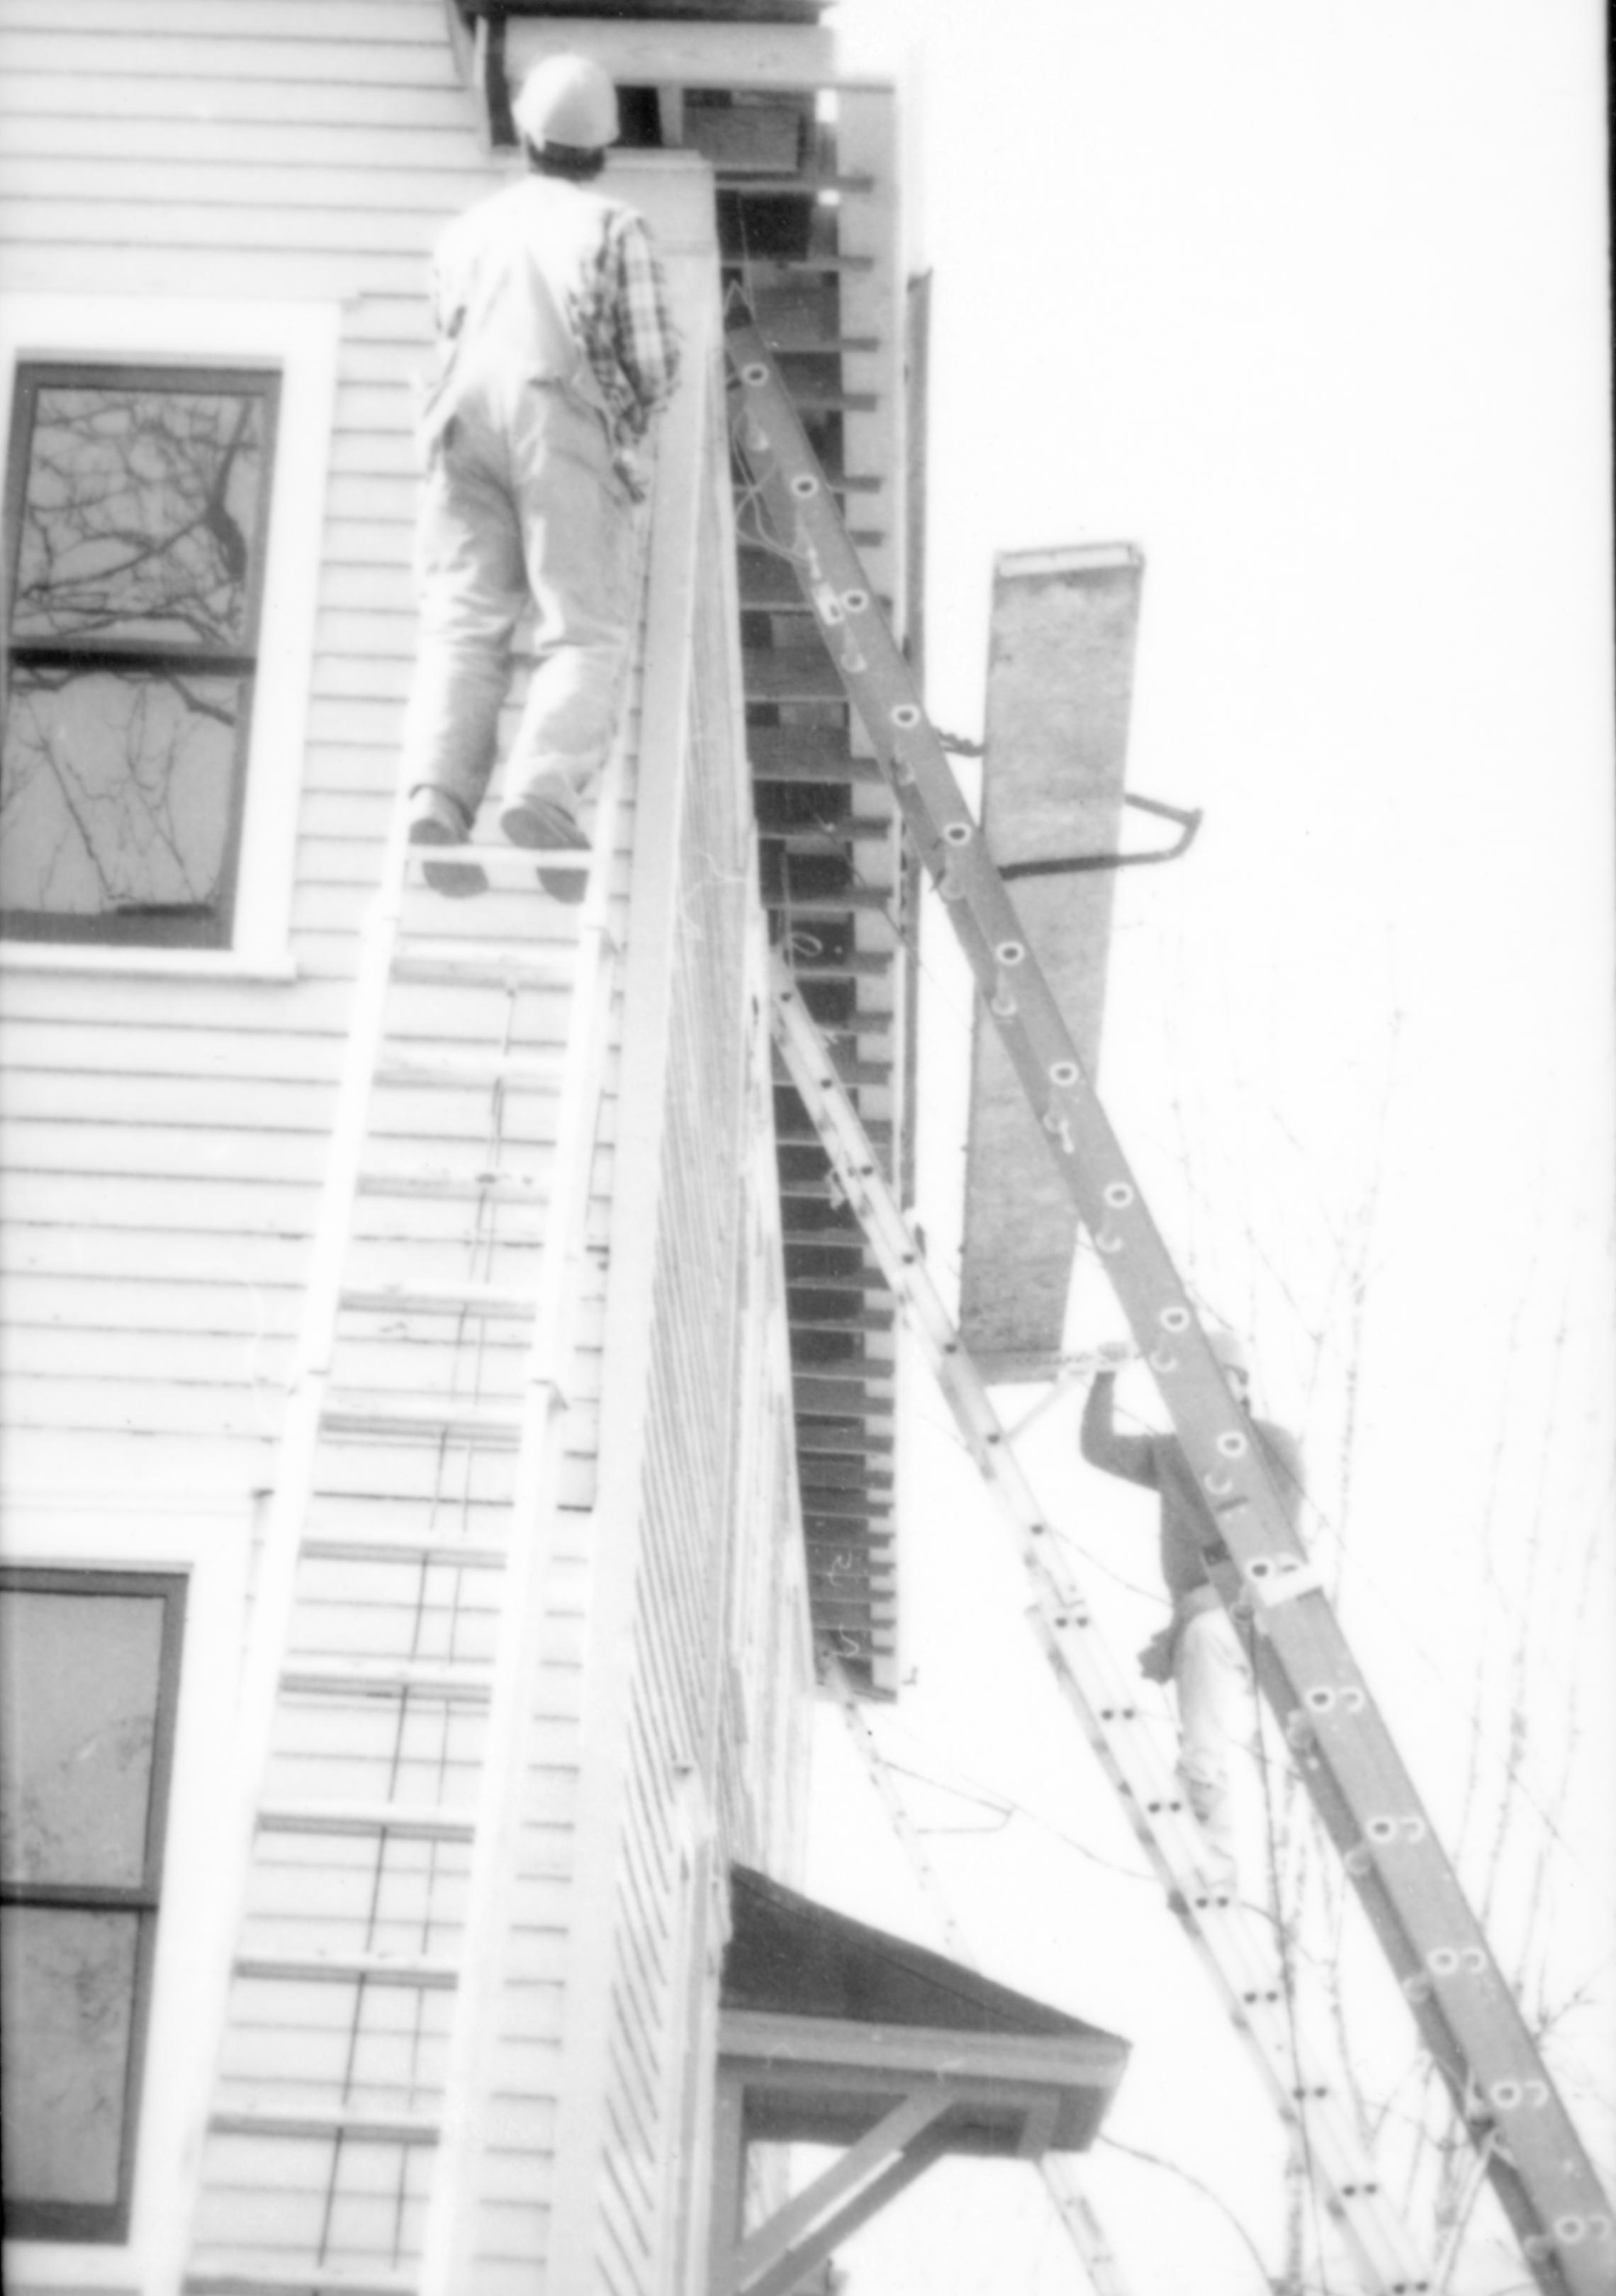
[0,0,556,1501]
[588,411,748,2296]
[583,414,813,2296]
[0,8,601,2280]
[1,6,816,2287]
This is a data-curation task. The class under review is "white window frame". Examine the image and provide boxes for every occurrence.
[0,1485,252,2293]
[0,296,340,980]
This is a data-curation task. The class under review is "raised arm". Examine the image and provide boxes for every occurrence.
[1257,1421,1306,1538]
[1079,1372,1159,1490]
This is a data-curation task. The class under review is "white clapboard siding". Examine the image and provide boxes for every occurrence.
[6,198,447,255]
[0,0,452,35]
[550,444,786,2296]
[1,1118,335,1186]
[1,4,824,2287]
[0,0,509,1481]
[3,77,471,140]
[1,34,619,2250]
[0,112,490,171]
[0,245,384,304]
[0,1009,593,1088]
[0,157,510,213]
[0,30,455,88]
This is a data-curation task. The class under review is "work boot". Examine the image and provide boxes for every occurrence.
[407,787,486,899]
[498,794,592,904]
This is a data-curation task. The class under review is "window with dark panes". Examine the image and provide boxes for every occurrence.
[0,1568,186,2241]
[1,364,280,947]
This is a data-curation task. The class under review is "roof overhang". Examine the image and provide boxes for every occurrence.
[720,1865,1127,2153]
[710,1869,1128,2295]
[454,6,848,147]
[960,544,1145,1384]
[721,2006,1124,2157]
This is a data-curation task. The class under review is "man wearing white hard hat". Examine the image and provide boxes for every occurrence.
[401,52,680,897]
[1081,1328,1304,1896]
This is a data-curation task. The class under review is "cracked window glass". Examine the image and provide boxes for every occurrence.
[0,1572,186,2241]
[1,367,279,947]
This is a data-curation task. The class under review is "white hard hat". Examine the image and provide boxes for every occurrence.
[513,53,619,152]
[1207,1326,1250,1376]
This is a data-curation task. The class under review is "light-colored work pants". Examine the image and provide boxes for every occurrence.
[401,379,635,821]
[1174,1600,1256,1891]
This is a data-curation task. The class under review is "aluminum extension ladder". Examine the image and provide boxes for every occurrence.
[172,764,622,2296]
[729,313,1615,2296]
[780,967,1435,2294]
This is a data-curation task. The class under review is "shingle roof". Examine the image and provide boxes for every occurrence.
[723,1867,1123,2047]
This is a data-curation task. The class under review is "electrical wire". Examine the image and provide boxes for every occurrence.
[863,1721,1155,1888]
[1096,2134,1281,2289]
[1252,1648,1337,2295]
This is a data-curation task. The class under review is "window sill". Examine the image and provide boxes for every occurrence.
[0,2253,142,2296]
[0,945,298,983]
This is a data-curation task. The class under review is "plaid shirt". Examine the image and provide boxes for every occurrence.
[571,210,680,496]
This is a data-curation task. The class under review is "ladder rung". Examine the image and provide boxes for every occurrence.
[778,1053,892,1091]
[776,1115,894,1144]
[745,648,852,702]
[772,956,891,983]
[764,387,880,416]
[338,1280,537,1320]
[318,1396,531,1444]
[761,821,895,850]
[749,750,884,789]
[403,840,589,885]
[784,1271,892,1295]
[782,1016,894,1051]
[754,331,880,356]
[392,938,577,988]
[277,1658,494,1704]
[259,1801,476,1841]
[788,1310,895,1336]
[300,1534,506,1570]
[717,169,877,195]
[186,2273,418,2296]
[355,1167,549,1206]
[236,1949,459,1988]
[762,888,894,916]
[208,2105,439,2145]
[728,253,877,276]
[374,1049,561,1091]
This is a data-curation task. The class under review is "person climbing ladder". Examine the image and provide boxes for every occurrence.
[400,52,681,900]
[1080,1332,1304,1894]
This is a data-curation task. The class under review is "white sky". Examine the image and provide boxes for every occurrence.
[802,5,1615,2291]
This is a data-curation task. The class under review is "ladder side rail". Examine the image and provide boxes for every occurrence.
[780,965,1367,1951]
[821,1658,1138,2296]
[732,323,1614,2296]
[416,741,627,2296]
[167,808,415,2283]
[1238,1628,1589,2283]
[781,977,1434,2296]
